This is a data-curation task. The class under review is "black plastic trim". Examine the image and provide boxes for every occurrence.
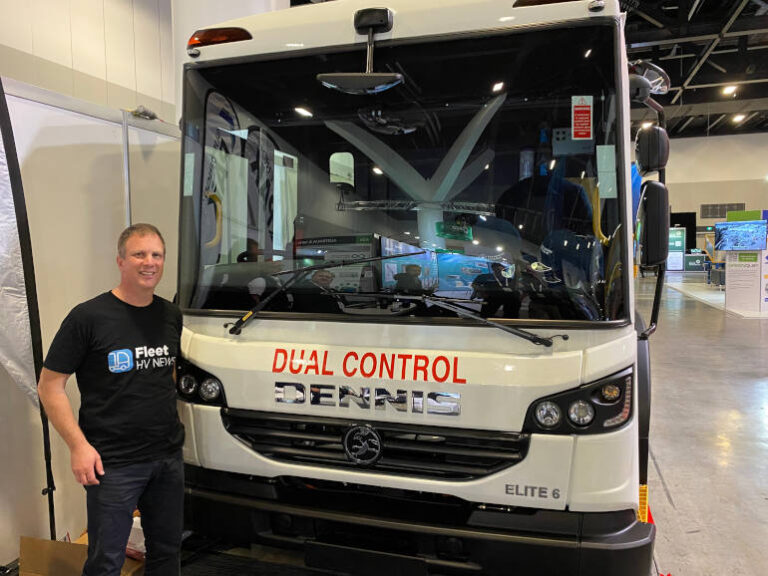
[184,466,655,576]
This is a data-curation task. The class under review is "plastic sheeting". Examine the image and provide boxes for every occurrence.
[0,97,38,406]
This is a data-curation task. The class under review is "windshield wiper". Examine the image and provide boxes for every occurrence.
[372,293,567,347]
[226,251,426,335]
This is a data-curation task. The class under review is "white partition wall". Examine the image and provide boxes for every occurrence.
[0,77,179,564]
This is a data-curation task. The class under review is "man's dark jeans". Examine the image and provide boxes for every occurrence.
[82,451,183,576]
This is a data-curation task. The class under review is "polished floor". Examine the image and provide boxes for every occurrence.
[637,273,768,576]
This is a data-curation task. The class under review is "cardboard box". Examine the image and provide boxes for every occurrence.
[19,537,144,576]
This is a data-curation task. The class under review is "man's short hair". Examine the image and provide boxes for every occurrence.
[118,223,166,258]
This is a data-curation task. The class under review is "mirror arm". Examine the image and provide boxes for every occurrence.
[640,262,666,340]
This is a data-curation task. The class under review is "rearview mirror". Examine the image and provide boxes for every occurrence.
[636,180,669,267]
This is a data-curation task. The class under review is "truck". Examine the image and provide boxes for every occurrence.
[175,0,672,574]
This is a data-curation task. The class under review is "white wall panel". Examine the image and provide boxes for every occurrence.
[104,0,137,109]
[71,0,108,79]
[31,0,73,68]
[134,0,162,101]
[0,0,35,53]
[7,94,127,545]
[159,0,175,108]
[666,132,768,184]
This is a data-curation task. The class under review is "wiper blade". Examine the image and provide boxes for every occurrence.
[375,293,565,347]
[227,251,426,335]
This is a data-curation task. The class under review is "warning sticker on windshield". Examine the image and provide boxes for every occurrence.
[572,96,593,140]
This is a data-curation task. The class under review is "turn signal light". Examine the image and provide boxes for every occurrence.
[187,27,252,50]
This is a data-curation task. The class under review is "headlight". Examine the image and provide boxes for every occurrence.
[176,359,227,406]
[535,401,562,428]
[178,374,198,395]
[524,368,633,435]
[199,378,222,401]
[568,400,595,426]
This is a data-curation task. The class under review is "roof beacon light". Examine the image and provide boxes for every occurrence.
[187,27,252,52]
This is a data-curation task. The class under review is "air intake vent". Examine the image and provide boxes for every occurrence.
[222,409,529,481]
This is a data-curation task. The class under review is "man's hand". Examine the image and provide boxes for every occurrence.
[71,442,105,485]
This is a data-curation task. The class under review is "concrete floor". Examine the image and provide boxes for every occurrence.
[636,274,768,576]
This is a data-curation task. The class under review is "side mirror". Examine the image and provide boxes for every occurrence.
[637,181,669,267]
[629,74,652,104]
[629,60,670,96]
[635,126,670,175]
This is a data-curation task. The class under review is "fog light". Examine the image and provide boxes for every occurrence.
[535,401,562,428]
[600,383,621,403]
[199,378,222,401]
[178,374,198,395]
[568,400,595,426]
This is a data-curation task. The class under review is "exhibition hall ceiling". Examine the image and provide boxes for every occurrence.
[289,0,768,138]
[625,0,768,138]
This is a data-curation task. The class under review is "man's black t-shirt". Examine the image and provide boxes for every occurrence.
[44,292,184,466]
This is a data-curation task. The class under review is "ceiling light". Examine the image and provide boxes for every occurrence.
[479,215,487,221]
[472,240,480,245]
[722,85,737,95]
[496,246,503,252]
[484,164,490,170]
[584,49,592,58]
[285,43,304,48]
[549,159,556,170]
[732,114,746,123]
[415,236,420,239]
[404,231,411,235]
[372,167,383,175]
[641,121,653,129]
[580,171,586,179]
[492,82,505,93]
[294,107,313,117]
[518,224,524,230]
[499,16,516,22]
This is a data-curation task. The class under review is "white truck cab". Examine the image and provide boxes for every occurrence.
[175,1,671,573]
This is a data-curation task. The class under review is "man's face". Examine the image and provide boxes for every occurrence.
[406,265,421,277]
[117,233,165,291]
[313,271,334,287]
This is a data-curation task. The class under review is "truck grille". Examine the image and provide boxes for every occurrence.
[221,409,529,480]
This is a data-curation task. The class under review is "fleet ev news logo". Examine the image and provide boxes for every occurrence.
[108,346,174,373]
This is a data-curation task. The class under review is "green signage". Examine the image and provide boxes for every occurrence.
[738,253,758,263]
[668,228,685,251]
[727,210,761,222]
[436,222,473,241]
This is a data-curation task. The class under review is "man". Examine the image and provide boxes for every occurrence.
[472,262,521,318]
[37,224,184,576]
[393,264,424,294]
[292,269,345,314]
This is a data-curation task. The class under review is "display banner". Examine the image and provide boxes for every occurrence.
[761,250,768,313]
[667,227,685,271]
[0,78,41,405]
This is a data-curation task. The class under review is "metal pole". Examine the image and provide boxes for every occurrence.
[121,110,132,227]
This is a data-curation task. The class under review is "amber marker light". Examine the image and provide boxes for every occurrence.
[187,27,252,50]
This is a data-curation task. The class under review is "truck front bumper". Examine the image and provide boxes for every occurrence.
[184,464,654,576]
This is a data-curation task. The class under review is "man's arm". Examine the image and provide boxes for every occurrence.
[37,368,104,485]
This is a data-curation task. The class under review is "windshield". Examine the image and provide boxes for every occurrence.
[179,24,628,323]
